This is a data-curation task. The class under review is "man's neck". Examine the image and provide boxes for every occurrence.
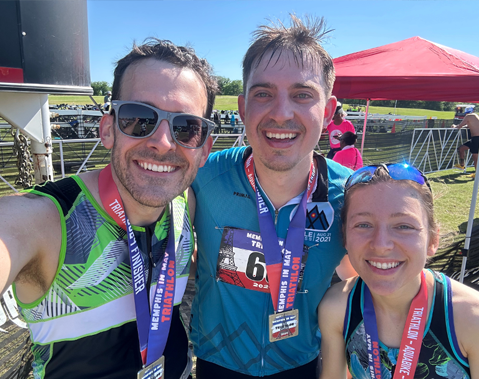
[81,170,165,227]
[254,155,314,210]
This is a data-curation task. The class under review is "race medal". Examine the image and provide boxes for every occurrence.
[137,355,165,379]
[269,309,299,342]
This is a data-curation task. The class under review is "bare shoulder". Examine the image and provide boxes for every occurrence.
[0,192,62,298]
[319,277,358,326]
[449,278,479,358]
[0,191,60,224]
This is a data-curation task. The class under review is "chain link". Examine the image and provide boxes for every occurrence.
[10,127,34,188]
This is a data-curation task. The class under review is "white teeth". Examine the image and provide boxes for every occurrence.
[139,162,175,173]
[266,132,297,140]
[368,260,400,270]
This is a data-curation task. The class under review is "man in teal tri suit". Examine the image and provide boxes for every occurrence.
[191,14,356,379]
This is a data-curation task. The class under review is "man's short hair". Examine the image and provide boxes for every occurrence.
[242,14,335,97]
[111,38,218,118]
[340,131,357,146]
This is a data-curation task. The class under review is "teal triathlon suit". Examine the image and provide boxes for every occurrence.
[13,177,194,379]
[191,146,351,377]
[344,270,471,379]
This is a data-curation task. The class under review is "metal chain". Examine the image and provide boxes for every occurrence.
[10,127,34,188]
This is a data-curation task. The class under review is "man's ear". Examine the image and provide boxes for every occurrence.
[238,94,246,123]
[99,114,115,149]
[323,96,337,125]
[199,136,213,167]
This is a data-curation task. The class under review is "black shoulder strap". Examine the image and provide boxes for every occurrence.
[345,277,364,344]
[30,177,82,217]
[312,153,329,202]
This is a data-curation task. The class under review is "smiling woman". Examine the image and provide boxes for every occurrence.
[318,164,479,379]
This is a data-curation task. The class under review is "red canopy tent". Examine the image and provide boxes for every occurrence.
[332,36,479,284]
[332,36,479,102]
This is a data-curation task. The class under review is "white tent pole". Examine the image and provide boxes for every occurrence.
[459,166,479,283]
[360,99,370,156]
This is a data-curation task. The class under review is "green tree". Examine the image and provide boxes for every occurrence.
[216,76,230,95]
[215,76,243,96]
[91,81,111,96]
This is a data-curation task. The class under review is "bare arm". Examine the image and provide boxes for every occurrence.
[0,193,61,301]
[451,280,479,379]
[336,255,358,280]
[452,115,471,129]
[318,280,353,379]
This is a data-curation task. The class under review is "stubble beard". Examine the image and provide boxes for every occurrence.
[111,143,200,208]
[255,120,312,172]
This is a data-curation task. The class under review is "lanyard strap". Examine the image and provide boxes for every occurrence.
[99,164,175,366]
[244,155,315,312]
[363,271,428,379]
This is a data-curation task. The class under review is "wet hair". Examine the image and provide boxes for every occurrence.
[341,131,357,146]
[111,38,218,118]
[242,14,335,97]
[341,167,438,243]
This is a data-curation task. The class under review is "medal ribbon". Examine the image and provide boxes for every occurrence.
[363,271,428,379]
[99,164,176,366]
[244,155,315,312]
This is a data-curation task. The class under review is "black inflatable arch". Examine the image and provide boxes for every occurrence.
[0,0,92,94]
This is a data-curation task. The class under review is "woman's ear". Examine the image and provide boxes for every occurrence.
[427,228,440,257]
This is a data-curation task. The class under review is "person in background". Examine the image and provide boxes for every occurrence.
[332,131,363,171]
[191,14,356,379]
[452,112,479,179]
[213,110,221,133]
[318,164,479,379]
[0,38,217,379]
[103,90,112,111]
[326,104,355,159]
[230,112,236,128]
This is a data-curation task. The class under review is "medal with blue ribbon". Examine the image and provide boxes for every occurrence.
[99,164,175,379]
[244,155,315,342]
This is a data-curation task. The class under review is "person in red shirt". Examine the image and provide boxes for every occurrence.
[326,104,355,158]
[333,131,363,171]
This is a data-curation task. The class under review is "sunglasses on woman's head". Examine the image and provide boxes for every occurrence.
[345,163,431,192]
[110,101,215,149]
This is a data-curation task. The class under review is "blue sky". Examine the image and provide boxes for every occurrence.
[87,0,478,84]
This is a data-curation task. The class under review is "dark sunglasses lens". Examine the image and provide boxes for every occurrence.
[172,115,207,148]
[387,164,425,185]
[117,104,158,137]
[345,166,377,189]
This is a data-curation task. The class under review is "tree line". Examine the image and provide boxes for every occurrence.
[91,81,458,111]
[91,76,244,97]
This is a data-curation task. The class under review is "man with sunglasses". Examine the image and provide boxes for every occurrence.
[191,15,356,379]
[0,39,216,379]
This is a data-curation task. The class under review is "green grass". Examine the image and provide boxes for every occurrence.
[342,103,455,119]
[48,95,457,119]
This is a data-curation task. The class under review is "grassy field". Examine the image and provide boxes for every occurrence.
[49,95,456,119]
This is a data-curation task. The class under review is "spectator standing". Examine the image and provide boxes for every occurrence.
[103,90,112,111]
[213,110,221,133]
[452,112,479,179]
[326,104,355,159]
[333,131,363,171]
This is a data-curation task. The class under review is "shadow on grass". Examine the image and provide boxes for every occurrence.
[458,218,479,234]
[428,171,475,185]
